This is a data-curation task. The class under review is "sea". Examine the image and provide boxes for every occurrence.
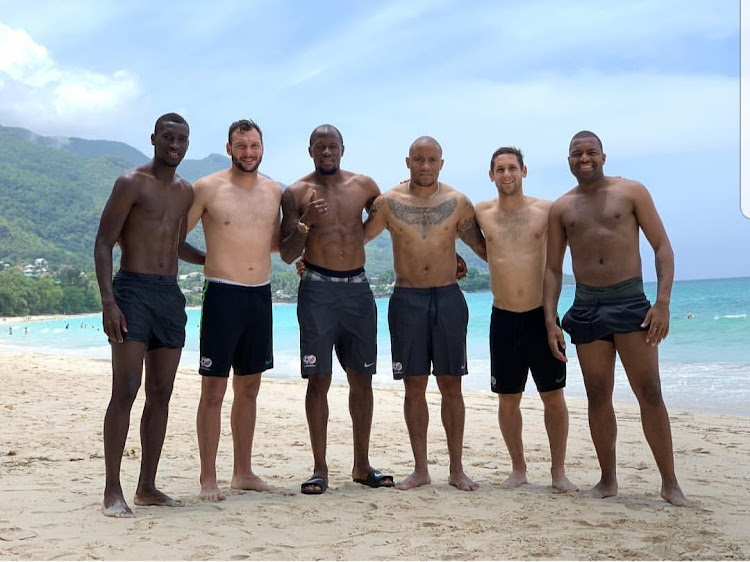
[1,277,748,417]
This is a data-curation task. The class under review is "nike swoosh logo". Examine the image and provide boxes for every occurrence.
[364,361,375,368]
[555,375,566,383]
[265,359,273,366]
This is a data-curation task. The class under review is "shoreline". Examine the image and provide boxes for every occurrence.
[1,351,748,559]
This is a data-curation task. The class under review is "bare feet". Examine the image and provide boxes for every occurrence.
[585,478,618,499]
[231,474,273,492]
[552,475,579,493]
[396,470,431,490]
[498,470,527,489]
[661,482,689,507]
[199,482,227,502]
[449,471,479,492]
[102,494,134,518]
[134,488,183,507]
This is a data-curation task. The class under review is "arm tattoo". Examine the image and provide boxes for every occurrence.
[458,217,487,260]
[387,198,457,239]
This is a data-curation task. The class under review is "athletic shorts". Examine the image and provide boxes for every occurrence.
[199,280,273,377]
[490,306,566,394]
[388,284,468,378]
[297,264,377,377]
[562,277,650,345]
[112,270,186,350]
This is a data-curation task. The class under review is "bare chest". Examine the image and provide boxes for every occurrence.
[208,187,279,228]
[563,196,635,237]
[387,197,458,240]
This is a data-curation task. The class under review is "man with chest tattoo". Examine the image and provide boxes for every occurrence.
[543,130,687,506]
[180,119,282,501]
[280,124,393,494]
[475,147,577,493]
[364,136,487,491]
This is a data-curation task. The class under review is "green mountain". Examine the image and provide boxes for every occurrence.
[1,123,556,284]
[0,125,234,269]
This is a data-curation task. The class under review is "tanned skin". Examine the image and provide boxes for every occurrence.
[475,149,577,493]
[179,122,282,502]
[364,136,486,492]
[94,117,194,518]
[542,131,687,506]
[280,125,385,494]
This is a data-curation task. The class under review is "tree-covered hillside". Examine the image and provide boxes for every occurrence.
[0,125,233,269]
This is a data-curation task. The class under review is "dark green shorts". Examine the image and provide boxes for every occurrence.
[562,277,650,345]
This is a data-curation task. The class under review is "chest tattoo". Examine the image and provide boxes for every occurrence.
[387,198,457,239]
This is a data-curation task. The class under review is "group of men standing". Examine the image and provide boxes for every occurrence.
[93,114,688,518]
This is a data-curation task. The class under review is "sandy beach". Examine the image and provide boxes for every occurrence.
[0,351,748,560]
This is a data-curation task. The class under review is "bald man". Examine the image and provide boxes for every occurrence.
[280,124,392,495]
[364,136,487,491]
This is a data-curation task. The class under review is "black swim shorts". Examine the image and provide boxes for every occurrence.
[562,277,650,345]
[297,264,377,377]
[388,284,468,378]
[199,280,273,377]
[112,270,187,350]
[490,306,566,394]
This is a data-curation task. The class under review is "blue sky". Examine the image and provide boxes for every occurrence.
[0,0,744,281]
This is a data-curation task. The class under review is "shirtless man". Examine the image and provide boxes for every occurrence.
[475,147,577,492]
[280,124,393,494]
[543,130,688,506]
[179,119,282,501]
[94,113,193,517]
[364,136,487,492]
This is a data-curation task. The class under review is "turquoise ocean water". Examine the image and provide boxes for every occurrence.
[1,277,748,416]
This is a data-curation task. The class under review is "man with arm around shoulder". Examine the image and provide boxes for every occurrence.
[475,146,577,492]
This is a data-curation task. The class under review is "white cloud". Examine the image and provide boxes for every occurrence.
[0,22,140,130]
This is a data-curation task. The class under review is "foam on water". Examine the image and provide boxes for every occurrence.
[2,277,748,416]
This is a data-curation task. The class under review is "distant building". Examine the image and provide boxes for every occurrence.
[23,258,49,277]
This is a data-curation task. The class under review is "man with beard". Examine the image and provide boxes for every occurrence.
[280,124,392,494]
[364,136,487,492]
[180,119,282,501]
[95,113,193,517]
[543,130,687,506]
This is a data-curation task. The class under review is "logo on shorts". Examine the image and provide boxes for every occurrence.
[491,376,497,387]
[364,361,375,368]
[392,361,403,374]
[200,356,213,369]
[555,374,566,384]
[303,354,317,367]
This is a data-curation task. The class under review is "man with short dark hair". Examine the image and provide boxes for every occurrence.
[95,112,193,517]
[543,130,687,506]
[476,146,577,492]
[180,119,282,502]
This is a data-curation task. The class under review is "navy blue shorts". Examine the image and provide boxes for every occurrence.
[112,270,186,350]
[297,267,377,377]
[388,284,468,378]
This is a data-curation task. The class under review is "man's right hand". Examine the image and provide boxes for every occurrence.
[546,324,568,363]
[300,189,329,226]
[295,256,307,279]
[102,302,128,343]
[456,254,467,280]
